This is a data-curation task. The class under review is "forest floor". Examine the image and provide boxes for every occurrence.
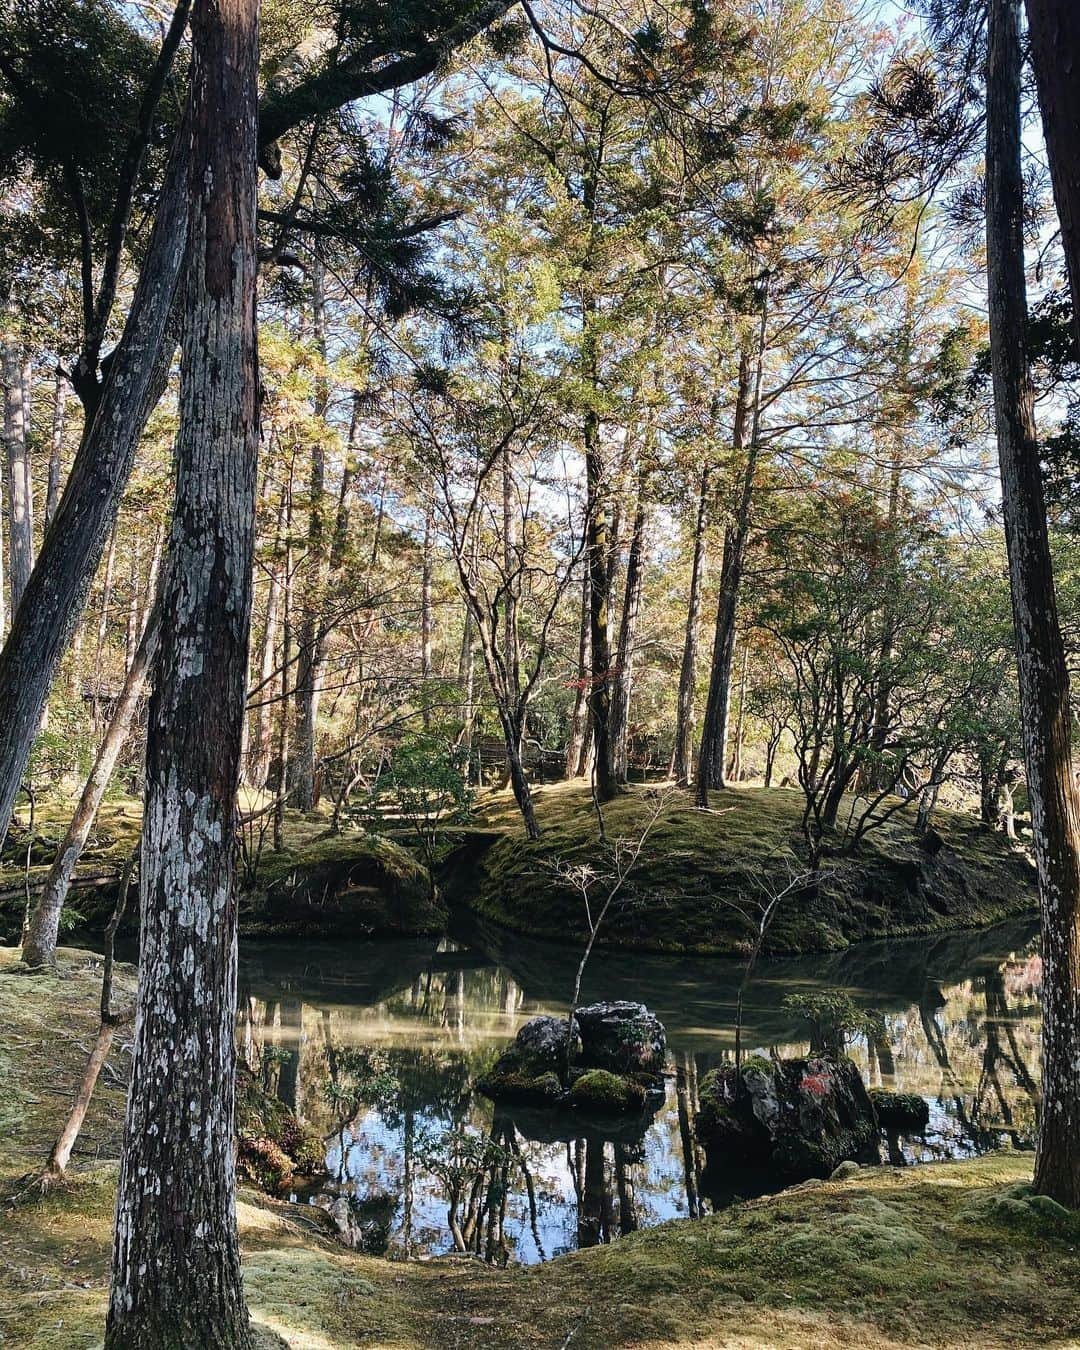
[3,945,1079,1350]
[463,782,1039,955]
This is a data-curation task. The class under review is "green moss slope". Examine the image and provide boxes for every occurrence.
[461,783,1038,955]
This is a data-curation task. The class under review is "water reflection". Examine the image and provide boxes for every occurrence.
[235,916,1042,1264]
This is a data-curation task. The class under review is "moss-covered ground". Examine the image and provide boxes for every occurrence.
[462,782,1039,955]
[3,944,1078,1349]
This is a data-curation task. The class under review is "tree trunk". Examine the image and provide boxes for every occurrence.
[697,353,753,803]
[987,0,1080,1209]
[21,604,161,969]
[289,263,328,808]
[3,317,33,618]
[1025,0,1080,351]
[106,0,259,1339]
[250,490,286,788]
[0,128,188,854]
[45,368,66,532]
[565,570,591,778]
[674,467,709,786]
[611,469,648,782]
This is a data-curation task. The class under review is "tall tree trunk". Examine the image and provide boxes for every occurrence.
[674,466,709,786]
[986,0,1080,1209]
[1025,0,1080,351]
[45,368,66,532]
[21,604,161,969]
[106,0,259,1339]
[290,263,329,809]
[251,490,286,788]
[697,353,754,803]
[3,317,33,618]
[565,570,591,778]
[611,468,648,782]
[0,129,188,854]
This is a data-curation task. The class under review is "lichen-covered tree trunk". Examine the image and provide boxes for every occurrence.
[21,603,160,969]
[105,0,259,1341]
[986,0,1080,1209]
[0,132,188,854]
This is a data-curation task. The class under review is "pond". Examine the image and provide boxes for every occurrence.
[235,915,1042,1265]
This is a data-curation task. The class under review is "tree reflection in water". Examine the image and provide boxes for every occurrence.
[235,918,1043,1264]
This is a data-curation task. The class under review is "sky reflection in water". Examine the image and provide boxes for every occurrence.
[236,915,1042,1265]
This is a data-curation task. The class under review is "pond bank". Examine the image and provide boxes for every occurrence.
[2,943,1072,1349]
[459,782,1039,955]
[0,781,1038,956]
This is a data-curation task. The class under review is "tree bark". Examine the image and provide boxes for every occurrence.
[1025,0,1080,351]
[611,468,648,782]
[986,0,1080,1209]
[22,604,161,969]
[45,368,66,532]
[565,570,591,778]
[105,0,259,1339]
[3,317,33,617]
[697,353,753,803]
[674,467,709,786]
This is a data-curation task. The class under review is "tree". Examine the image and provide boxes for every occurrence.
[985,0,1080,1208]
[105,0,259,1338]
[1025,0,1080,351]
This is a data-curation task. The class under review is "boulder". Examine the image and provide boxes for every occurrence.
[869,1088,930,1133]
[575,1000,666,1074]
[515,1014,580,1066]
[696,1054,880,1181]
[478,1002,667,1118]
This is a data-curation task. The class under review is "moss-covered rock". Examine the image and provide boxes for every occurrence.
[568,1069,648,1113]
[869,1087,931,1132]
[461,783,1038,956]
[697,1054,880,1181]
[476,1046,564,1107]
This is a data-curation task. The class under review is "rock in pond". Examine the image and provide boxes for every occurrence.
[575,1000,667,1074]
[515,1013,581,1066]
[478,1002,667,1117]
[696,1054,880,1181]
[869,1087,931,1132]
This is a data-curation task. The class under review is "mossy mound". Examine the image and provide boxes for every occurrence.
[247,832,440,939]
[463,783,1038,955]
[568,1068,649,1112]
[956,1181,1080,1239]
[0,794,442,943]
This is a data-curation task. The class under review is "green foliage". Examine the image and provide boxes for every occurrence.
[782,989,869,1054]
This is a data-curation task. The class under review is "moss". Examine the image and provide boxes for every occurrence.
[956,1181,1080,1239]
[1,962,1078,1350]
[476,1047,564,1106]
[461,782,1038,956]
[568,1068,647,1112]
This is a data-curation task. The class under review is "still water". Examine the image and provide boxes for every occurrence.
[235,916,1042,1265]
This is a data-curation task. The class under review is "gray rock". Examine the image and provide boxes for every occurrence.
[696,1054,881,1181]
[575,1000,667,1074]
[515,1014,580,1066]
